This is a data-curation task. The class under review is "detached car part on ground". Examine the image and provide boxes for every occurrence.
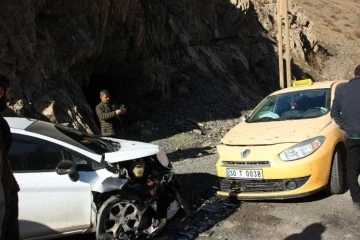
[216,79,348,200]
[7,117,190,239]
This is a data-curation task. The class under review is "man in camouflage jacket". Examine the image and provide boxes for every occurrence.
[95,89,126,138]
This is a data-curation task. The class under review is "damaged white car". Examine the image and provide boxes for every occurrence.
[6,117,189,240]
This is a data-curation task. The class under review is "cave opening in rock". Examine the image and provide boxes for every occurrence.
[82,73,130,128]
[82,72,152,131]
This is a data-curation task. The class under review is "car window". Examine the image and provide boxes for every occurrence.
[67,151,104,172]
[9,140,64,172]
[247,88,331,123]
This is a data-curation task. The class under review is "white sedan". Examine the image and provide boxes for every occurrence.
[6,117,176,239]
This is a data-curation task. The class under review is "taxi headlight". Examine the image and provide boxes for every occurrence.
[279,137,325,161]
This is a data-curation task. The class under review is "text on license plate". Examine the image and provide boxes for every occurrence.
[226,169,263,179]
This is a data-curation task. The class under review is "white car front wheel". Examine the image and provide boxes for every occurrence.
[96,195,148,240]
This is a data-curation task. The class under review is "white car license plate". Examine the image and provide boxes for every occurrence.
[226,169,263,179]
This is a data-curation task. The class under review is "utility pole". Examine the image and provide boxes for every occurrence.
[277,0,292,88]
[277,0,284,89]
[284,0,291,87]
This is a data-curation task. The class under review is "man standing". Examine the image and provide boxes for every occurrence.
[0,114,5,240]
[0,75,20,239]
[95,89,126,138]
[331,65,360,210]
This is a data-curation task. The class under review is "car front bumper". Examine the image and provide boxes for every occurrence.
[215,143,333,200]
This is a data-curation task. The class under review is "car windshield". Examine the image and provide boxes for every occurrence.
[246,88,331,123]
[54,124,121,154]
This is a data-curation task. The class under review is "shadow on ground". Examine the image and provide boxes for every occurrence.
[246,191,332,204]
[284,222,326,240]
[167,146,216,163]
[157,172,240,240]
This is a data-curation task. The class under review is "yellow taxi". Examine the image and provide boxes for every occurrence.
[216,79,348,200]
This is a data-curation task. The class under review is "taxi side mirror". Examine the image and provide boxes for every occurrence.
[239,115,247,122]
[240,110,252,122]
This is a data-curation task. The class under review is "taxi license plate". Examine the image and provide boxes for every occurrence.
[226,169,263,179]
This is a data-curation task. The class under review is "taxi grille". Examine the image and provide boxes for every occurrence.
[221,161,270,168]
[219,176,310,193]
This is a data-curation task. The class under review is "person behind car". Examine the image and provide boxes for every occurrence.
[95,89,126,138]
[0,116,5,239]
[0,74,20,239]
[331,64,360,211]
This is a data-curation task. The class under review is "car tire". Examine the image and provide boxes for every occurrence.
[96,195,147,240]
[325,148,345,194]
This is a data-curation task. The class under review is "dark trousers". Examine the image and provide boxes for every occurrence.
[1,190,19,240]
[346,138,360,203]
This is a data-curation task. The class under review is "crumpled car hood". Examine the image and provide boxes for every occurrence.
[103,138,159,163]
[221,116,331,145]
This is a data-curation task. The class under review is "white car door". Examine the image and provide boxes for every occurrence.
[9,135,92,239]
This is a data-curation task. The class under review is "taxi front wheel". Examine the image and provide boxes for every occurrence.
[325,148,345,194]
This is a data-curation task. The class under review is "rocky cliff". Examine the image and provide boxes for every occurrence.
[0,0,318,134]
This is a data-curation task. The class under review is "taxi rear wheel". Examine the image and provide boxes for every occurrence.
[325,148,345,194]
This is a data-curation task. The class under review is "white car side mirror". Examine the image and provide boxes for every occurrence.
[56,160,79,182]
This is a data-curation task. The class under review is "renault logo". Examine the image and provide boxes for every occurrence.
[241,148,250,158]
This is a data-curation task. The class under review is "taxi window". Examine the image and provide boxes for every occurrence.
[246,88,331,123]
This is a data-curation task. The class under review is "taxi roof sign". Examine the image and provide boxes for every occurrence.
[292,78,313,88]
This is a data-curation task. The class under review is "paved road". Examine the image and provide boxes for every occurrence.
[201,192,359,240]
[58,153,360,240]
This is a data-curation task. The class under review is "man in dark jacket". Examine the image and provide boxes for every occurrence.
[95,89,126,138]
[0,75,20,239]
[331,65,360,210]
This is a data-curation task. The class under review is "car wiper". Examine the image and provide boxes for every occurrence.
[82,137,114,151]
[55,124,85,137]
[248,117,282,123]
[282,116,303,120]
[98,138,121,151]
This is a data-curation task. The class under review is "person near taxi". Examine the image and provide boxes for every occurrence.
[331,65,360,210]
[0,75,20,239]
[0,118,5,239]
[95,89,126,138]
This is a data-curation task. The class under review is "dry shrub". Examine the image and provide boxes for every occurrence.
[306,47,330,72]
[354,30,360,38]
[345,34,354,41]
[332,27,342,33]
[323,19,335,26]
[333,8,342,14]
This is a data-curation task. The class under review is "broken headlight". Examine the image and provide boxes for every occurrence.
[130,160,146,178]
[156,149,172,168]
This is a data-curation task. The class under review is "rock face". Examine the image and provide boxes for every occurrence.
[0,0,317,133]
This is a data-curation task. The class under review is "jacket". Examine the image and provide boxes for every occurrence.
[331,77,360,137]
[95,102,120,137]
[0,130,5,235]
[0,115,19,195]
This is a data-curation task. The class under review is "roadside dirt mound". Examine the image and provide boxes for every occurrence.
[295,0,360,81]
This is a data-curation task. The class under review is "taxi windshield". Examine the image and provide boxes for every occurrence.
[246,88,331,123]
